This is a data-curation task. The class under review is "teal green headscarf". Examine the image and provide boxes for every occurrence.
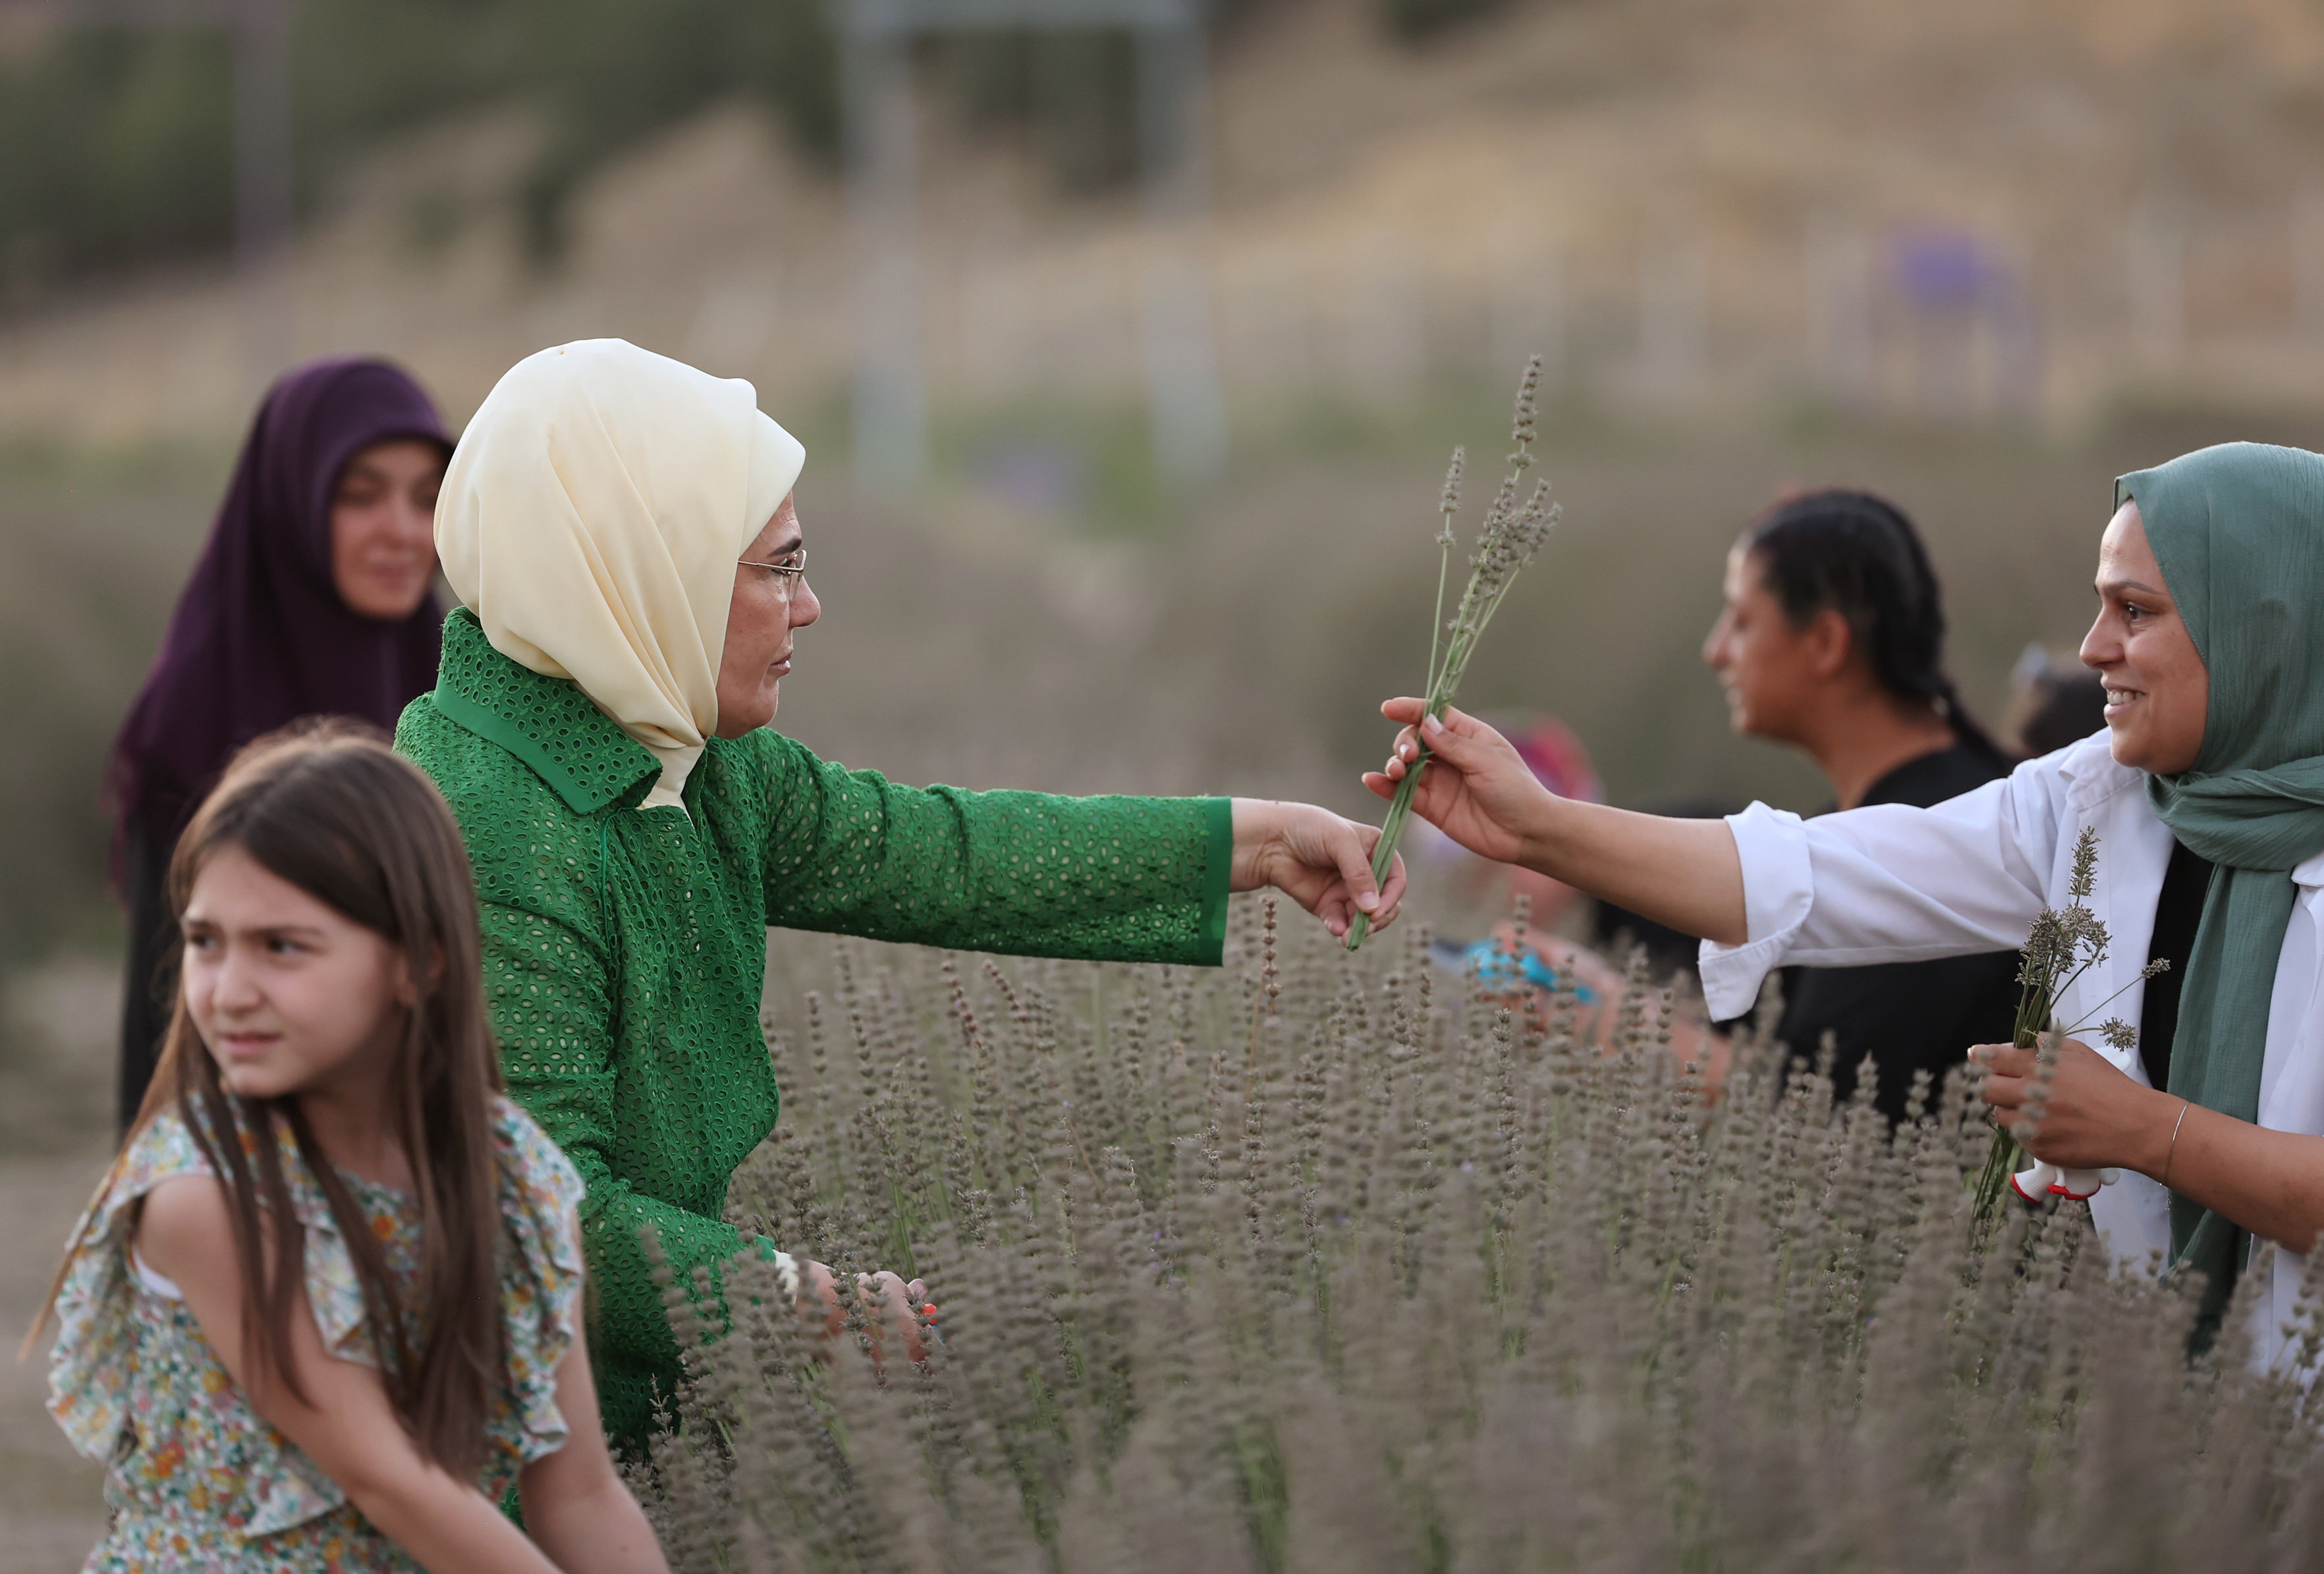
[2123,441,2324,1329]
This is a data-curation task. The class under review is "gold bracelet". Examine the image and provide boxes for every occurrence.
[2161,1099,2192,1191]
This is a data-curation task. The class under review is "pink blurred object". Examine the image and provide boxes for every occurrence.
[1497,715,1603,804]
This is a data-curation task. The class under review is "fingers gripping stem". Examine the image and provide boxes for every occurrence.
[1347,735,1431,952]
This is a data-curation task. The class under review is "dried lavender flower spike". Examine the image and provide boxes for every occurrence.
[1348,357,1561,952]
[1438,447,1466,540]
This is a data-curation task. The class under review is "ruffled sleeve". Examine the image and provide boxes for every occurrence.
[485,1094,588,1468]
[45,1110,215,1460]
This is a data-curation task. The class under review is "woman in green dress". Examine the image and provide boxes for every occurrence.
[395,339,1404,1455]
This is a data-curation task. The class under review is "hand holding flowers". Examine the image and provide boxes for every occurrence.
[1972,1034,2185,1177]
[1968,826,2168,1223]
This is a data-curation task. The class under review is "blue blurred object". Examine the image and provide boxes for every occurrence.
[979,439,1086,514]
[1430,937,1596,1001]
[1894,229,2000,308]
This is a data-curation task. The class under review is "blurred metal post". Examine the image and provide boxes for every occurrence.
[830,0,1223,490]
[233,0,297,390]
[838,3,926,488]
[1132,6,1225,484]
[2127,192,2186,373]
[7,0,298,395]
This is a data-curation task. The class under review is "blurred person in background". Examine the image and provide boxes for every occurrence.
[1427,717,1725,1079]
[2012,642,2111,758]
[397,339,1406,1459]
[1696,488,2020,1124]
[105,358,451,1133]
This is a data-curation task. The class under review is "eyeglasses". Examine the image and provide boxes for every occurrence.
[738,546,807,594]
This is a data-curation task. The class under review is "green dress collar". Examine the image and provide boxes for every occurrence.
[430,608,662,816]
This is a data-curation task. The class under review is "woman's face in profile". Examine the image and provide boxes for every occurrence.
[330,438,444,621]
[1702,542,1824,744]
[2080,501,2208,775]
[715,493,821,738]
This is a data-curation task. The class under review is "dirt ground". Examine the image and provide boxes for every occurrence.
[1,956,118,1571]
[1,1142,115,1574]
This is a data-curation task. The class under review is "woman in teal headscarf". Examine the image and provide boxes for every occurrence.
[1364,441,2324,1360]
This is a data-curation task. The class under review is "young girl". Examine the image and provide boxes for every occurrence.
[31,725,668,1572]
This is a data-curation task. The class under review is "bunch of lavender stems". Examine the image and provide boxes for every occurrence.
[1967,827,2161,1230]
[1347,356,1560,952]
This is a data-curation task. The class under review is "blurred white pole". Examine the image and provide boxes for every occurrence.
[835,0,1217,488]
[1134,12,1225,486]
[2294,185,2324,344]
[233,0,296,395]
[2128,192,2185,372]
[1638,229,1705,397]
[1491,227,1563,387]
[13,0,298,396]
[1344,232,1424,400]
[1804,215,1872,404]
[841,13,926,489]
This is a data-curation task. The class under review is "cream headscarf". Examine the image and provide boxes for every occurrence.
[436,339,806,811]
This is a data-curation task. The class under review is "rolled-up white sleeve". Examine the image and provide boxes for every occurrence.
[1698,770,2062,1021]
[1699,802,1815,1020]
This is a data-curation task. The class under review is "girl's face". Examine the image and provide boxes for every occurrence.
[180,843,413,1104]
[330,438,444,621]
[2079,501,2209,775]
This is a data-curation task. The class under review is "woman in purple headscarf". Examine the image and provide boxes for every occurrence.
[107,358,453,1130]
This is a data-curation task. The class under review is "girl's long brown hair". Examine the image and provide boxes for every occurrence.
[31,722,509,1477]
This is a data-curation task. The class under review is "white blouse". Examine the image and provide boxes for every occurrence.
[1701,731,2324,1369]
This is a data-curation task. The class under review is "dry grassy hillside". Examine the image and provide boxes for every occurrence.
[5,0,2324,440]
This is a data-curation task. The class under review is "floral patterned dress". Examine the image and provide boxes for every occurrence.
[46,1095,586,1571]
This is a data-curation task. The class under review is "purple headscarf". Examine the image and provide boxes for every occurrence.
[107,357,452,861]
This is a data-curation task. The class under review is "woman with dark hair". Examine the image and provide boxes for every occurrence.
[107,358,453,1132]
[1698,488,2019,1121]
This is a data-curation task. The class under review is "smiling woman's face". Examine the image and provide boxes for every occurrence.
[2079,500,2209,774]
[329,437,445,621]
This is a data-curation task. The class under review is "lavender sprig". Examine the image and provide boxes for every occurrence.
[1348,357,1559,952]
[1968,826,2168,1230]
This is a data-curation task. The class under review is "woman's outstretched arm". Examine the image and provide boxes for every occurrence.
[1364,700,1747,946]
[759,735,1404,961]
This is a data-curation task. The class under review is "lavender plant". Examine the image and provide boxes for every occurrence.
[1345,356,1561,952]
[630,900,2320,1573]
[1970,826,2168,1229]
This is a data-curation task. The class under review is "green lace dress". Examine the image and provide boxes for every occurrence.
[47,1096,584,1571]
[395,609,1231,1453]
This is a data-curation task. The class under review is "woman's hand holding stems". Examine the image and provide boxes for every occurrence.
[1364,699,1744,945]
[1974,1038,2324,1252]
[1229,797,1407,940]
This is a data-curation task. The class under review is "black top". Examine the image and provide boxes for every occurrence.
[2140,837,2215,1095]
[1775,742,2022,1126]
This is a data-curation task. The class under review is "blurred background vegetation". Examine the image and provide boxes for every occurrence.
[5,0,2323,1078]
[0,0,1330,289]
